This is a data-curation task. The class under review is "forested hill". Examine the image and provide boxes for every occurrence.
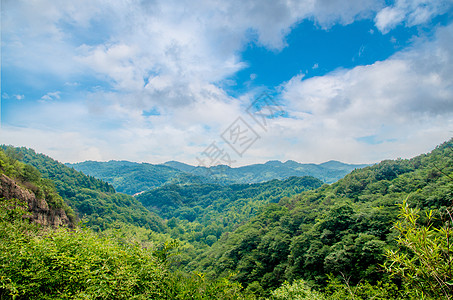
[1,140,452,299]
[0,146,166,232]
[192,139,453,297]
[136,176,323,247]
[0,148,250,299]
[67,160,209,195]
[164,160,369,184]
[0,148,76,227]
[67,159,368,196]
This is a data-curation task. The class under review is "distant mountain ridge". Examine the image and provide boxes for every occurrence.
[1,146,165,232]
[67,159,369,195]
[162,159,369,185]
[67,160,212,195]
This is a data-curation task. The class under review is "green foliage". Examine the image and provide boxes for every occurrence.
[67,160,208,195]
[138,176,322,249]
[269,277,406,300]
[2,140,452,299]
[0,197,30,225]
[0,146,165,231]
[164,160,368,185]
[0,197,253,300]
[384,199,453,299]
[0,148,76,224]
[271,280,325,300]
[322,275,407,300]
[163,271,252,300]
[194,139,453,294]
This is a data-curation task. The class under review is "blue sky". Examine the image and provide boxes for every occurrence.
[1,0,453,166]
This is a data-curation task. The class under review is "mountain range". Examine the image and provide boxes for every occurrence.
[67,159,369,195]
[1,140,452,299]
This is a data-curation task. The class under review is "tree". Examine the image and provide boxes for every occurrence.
[384,199,453,299]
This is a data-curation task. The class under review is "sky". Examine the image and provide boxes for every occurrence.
[1,0,453,167]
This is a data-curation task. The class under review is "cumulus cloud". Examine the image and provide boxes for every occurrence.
[40,91,61,102]
[280,23,453,163]
[375,0,453,33]
[2,0,381,96]
[311,0,382,28]
[2,0,452,165]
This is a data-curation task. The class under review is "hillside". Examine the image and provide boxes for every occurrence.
[191,139,453,297]
[136,176,323,247]
[163,160,369,184]
[1,140,452,299]
[67,160,209,195]
[0,149,76,227]
[0,146,253,299]
[0,181,249,300]
[67,159,367,196]
[1,146,166,232]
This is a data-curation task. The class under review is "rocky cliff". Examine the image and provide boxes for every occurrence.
[0,174,72,227]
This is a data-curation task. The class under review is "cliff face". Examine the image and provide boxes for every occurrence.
[0,174,72,227]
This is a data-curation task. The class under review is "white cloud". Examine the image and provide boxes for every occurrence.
[1,94,24,100]
[40,91,61,102]
[279,23,453,163]
[375,0,453,33]
[2,0,453,165]
[2,0,381,91]
[311,0,382,28]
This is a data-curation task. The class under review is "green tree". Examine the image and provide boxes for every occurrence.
[384,199,453,299]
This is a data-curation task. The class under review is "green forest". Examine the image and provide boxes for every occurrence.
[66,160,208,195]
[67,159,367,195]
[136,176,323,248]
[1,139,452,299]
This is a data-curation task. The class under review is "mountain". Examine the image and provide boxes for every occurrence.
[1,146,166,232]
[136,176,323,247]
[66,159,364,197]
[67,158,367,197]
[67,160,212,195]
[163,159,369,184]
[163,160,198,173]
[1,140,452,299]
[0,151,248,299]
[0,149,75,227]
[191,139,453,295]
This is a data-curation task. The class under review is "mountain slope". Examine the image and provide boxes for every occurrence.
[137,176,323,247]
[67,159,367,197]
[192,139,453,294]
[67,160,213,195]
[1,146,166,232]
[0,148,75,227]
[0,180,250,300]
[163,160,369,184]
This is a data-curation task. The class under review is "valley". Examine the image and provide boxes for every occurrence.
[1,139,452,299]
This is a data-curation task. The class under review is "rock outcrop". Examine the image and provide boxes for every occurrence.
[0,174,72,227]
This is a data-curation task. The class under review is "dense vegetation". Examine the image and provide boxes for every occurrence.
[68,159,367,196]
[1,140,452,299]
[67,160,208,195]
[0,147,253,299]
[0,197,252,300]
[0,146,165,232]
[191,140,453,298]
[137,177,323,247]
[164,160,368,184]
[0,148,76,224]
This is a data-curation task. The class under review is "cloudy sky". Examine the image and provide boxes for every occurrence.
[1,0,453,167]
